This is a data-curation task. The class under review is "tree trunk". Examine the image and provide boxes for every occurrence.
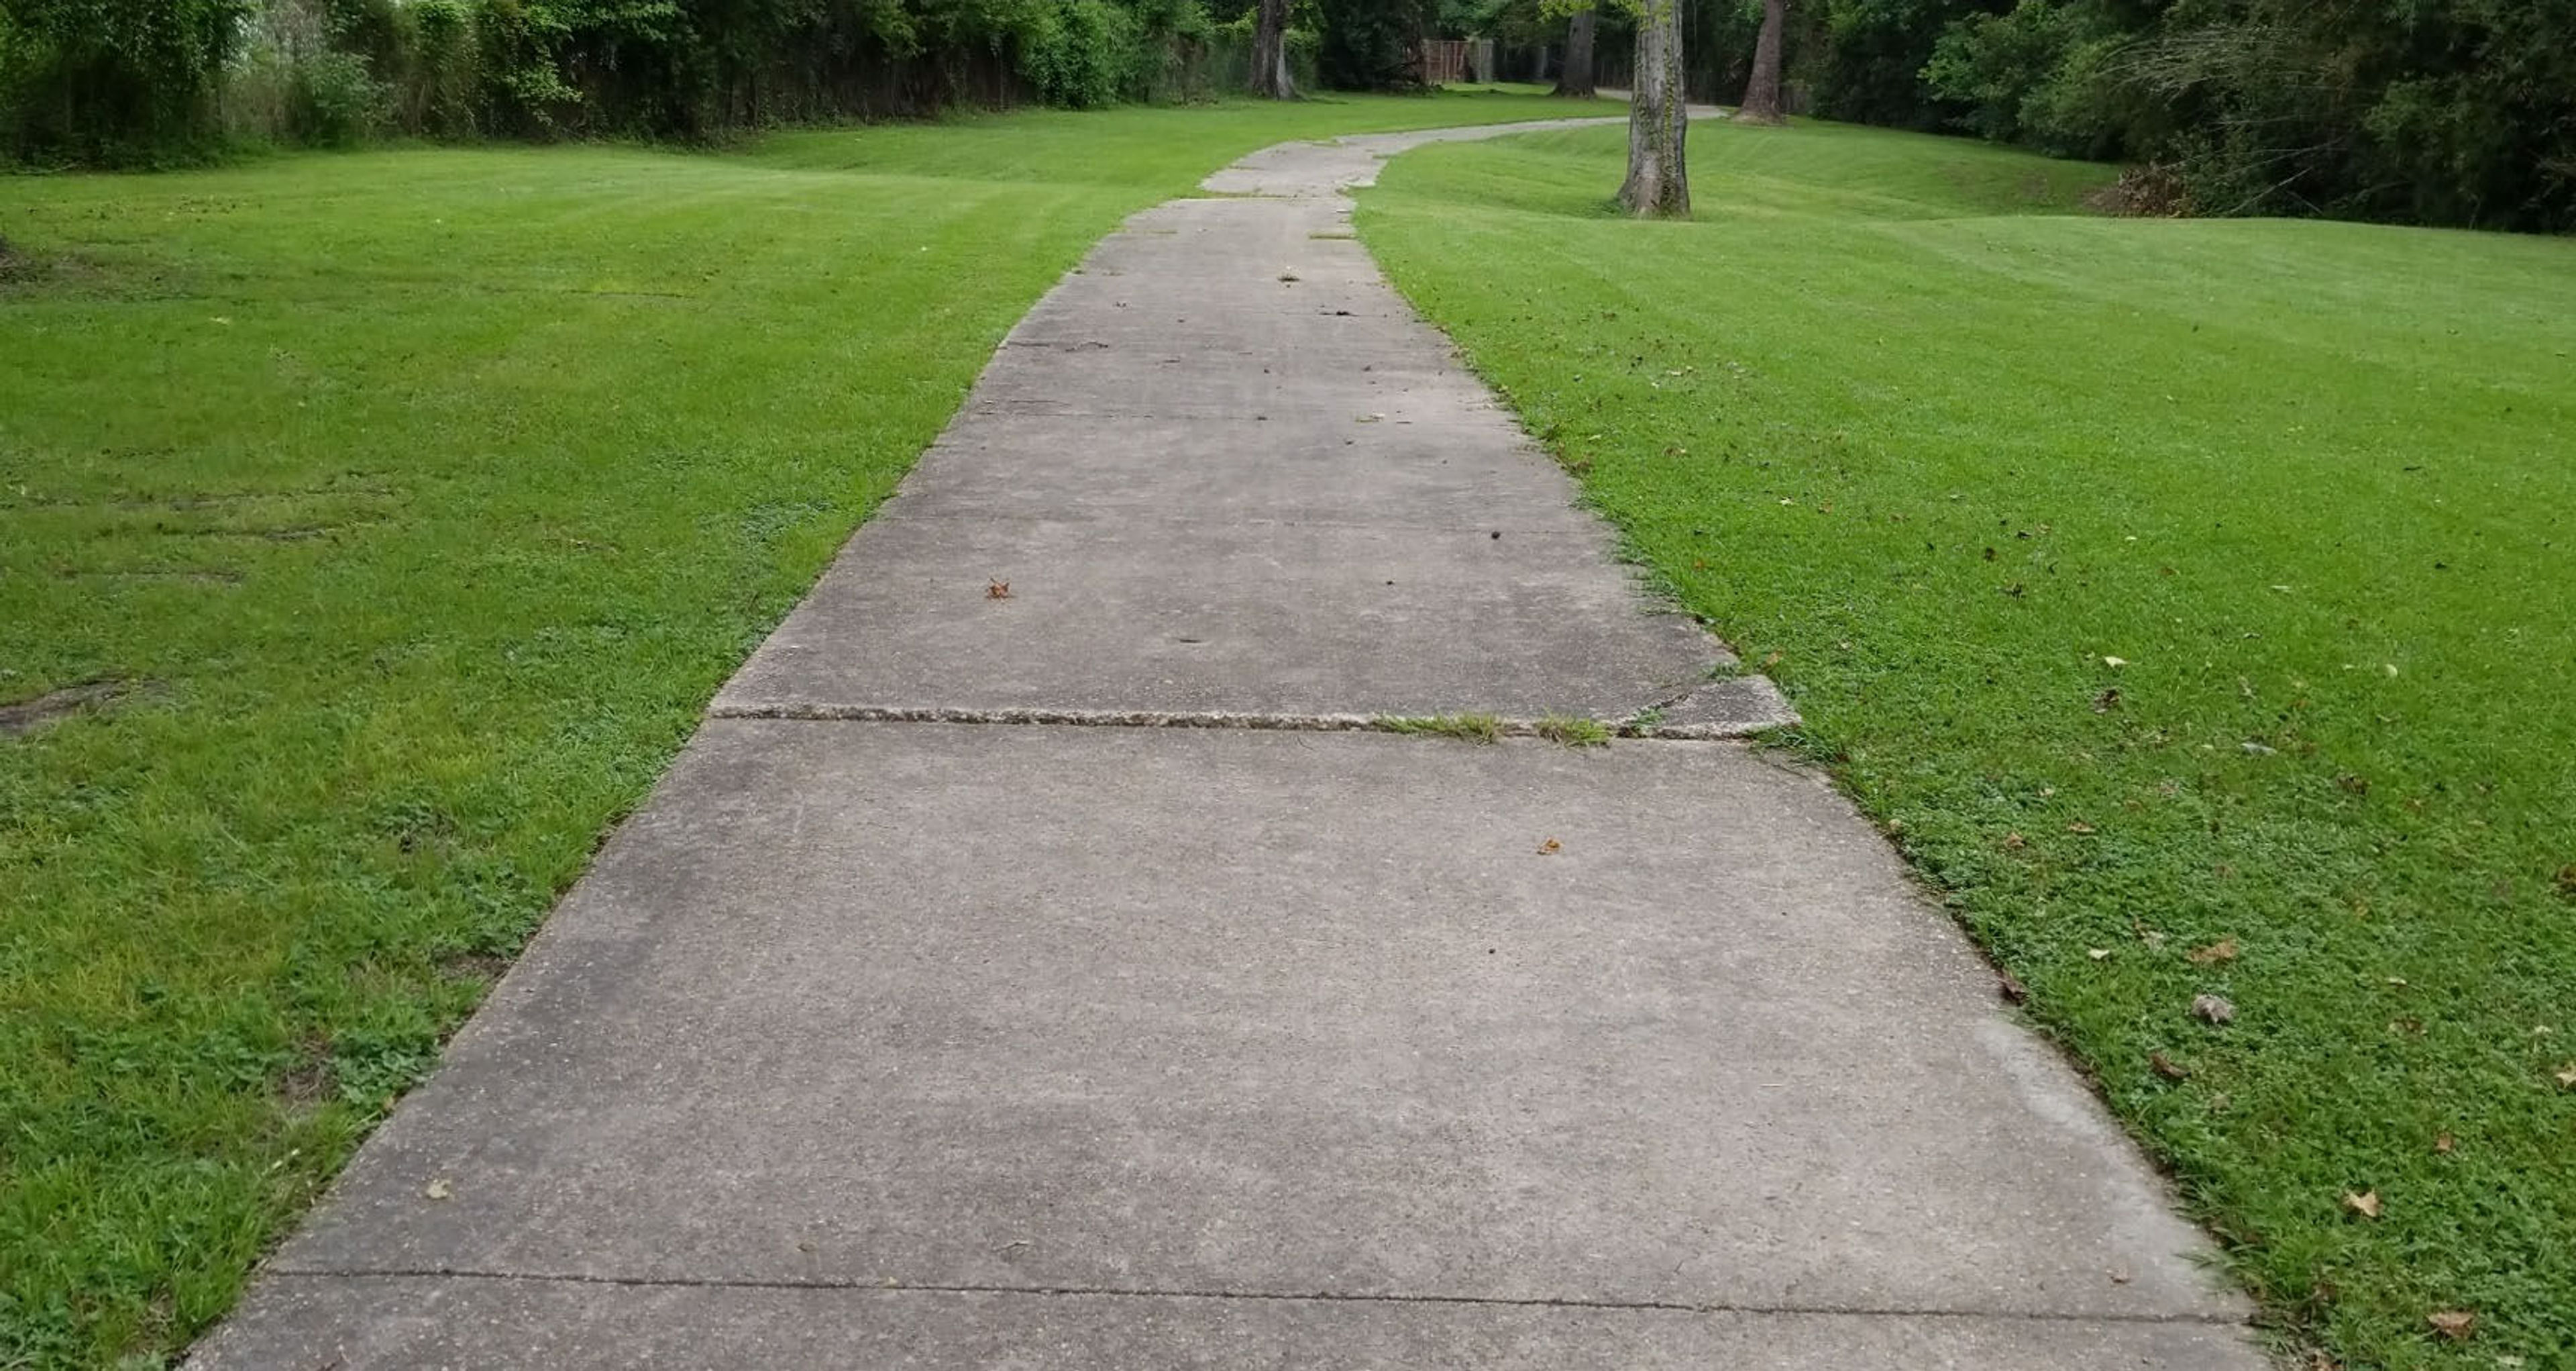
[1737,0,1786,124]
[1619,0,1689,217]
[1553,7,1597,98]
[1249,0,1295,99]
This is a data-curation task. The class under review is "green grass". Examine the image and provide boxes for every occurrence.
[1360,118,2576,1368]
[1382,712,1507,744]
[0,87,1604,1368]
[1534,714,1613,747]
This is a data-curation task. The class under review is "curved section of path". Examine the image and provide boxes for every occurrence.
[713,115,1784,734]
[193,123,2263,1369]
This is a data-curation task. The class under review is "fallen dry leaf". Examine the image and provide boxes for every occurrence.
[2150,1050,2189,1080]
[1997,971,2030,1005]
[2002,831,2027,851]
[2066,821,2097,835]
[2103,655,2129,668]
[2434,1133,2456,1154]
[424,1178,452,1201]
[2555,1064,2576,1089]
[2092,688,2121,712]
[2191,993,2236,1025]
[2343,1190,2381,1219]
[2088,948,2112,961]
[985,578,1012,600]
[2426,1309,2476,1341]
[2188,937,2240,966]
[1536,837,1560,856]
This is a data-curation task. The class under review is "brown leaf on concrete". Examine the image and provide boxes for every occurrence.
[2426,1310,2476,1341]
[424,1178,453,1201]
[2188,937,2239,965]
[2342,1190,2381,1219]
[1536,837,1560,855]
[2191,993,2236,1025]
[985,578,1012,599]
[1998,970,2030,1005]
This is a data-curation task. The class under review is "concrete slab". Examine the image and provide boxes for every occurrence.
[245,725,2246,1345]
[705,119,1778,727]
[196,1276,2259,1370]
[882,415,1595,530]
[711,516,1719,721]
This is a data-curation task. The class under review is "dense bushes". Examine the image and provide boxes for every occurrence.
[1914,0,2576,229]
[0,0,1282,162]
[1,0,249,161]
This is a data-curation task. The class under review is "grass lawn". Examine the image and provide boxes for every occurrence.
[0,86,1601,1368]
[1360,119,2576,1369]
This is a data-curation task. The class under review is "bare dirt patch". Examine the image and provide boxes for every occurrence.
[1,678,153,737]
[2086,164,2194,217]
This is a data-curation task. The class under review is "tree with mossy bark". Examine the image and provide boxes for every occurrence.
[1249,0,1295,98]
[1619,0,1688,215]
[1553,4,1597,97]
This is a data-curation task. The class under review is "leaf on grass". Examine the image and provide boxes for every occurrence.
[1536,837,1560,855]
[2555,1064,2576,1089]
[2087,947,2112,961]
[2342,1190,2381,1219]
[2426,1310,2476,1341]
[1997,971,2029,1005]
[2066,821,2097,835]
[2150,1050,2189,1080]
[2188,938,2239,965]
[2191,993,2235,1025]
[2103,655,2129,668]
[2434,1133,2455,1154]
[2092,688,2121,712]
[2002,831,2027,851]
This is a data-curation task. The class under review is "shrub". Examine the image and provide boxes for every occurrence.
[1020,0,1146,109]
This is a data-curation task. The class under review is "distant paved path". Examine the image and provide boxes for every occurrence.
[195,122,2263,1369]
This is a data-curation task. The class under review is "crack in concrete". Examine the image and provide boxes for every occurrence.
[266,1266,2252,1328]
[702,702,1785,740]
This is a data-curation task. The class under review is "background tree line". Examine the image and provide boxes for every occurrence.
[5,0,2568,230]
[0,0,1326,162]
[1458,0,2573,230]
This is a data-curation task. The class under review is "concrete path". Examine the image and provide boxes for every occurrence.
[195,123,2264,1369]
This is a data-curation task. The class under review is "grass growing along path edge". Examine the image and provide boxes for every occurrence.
[1360,119,2576,1370]
[0,87,1602,1368]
